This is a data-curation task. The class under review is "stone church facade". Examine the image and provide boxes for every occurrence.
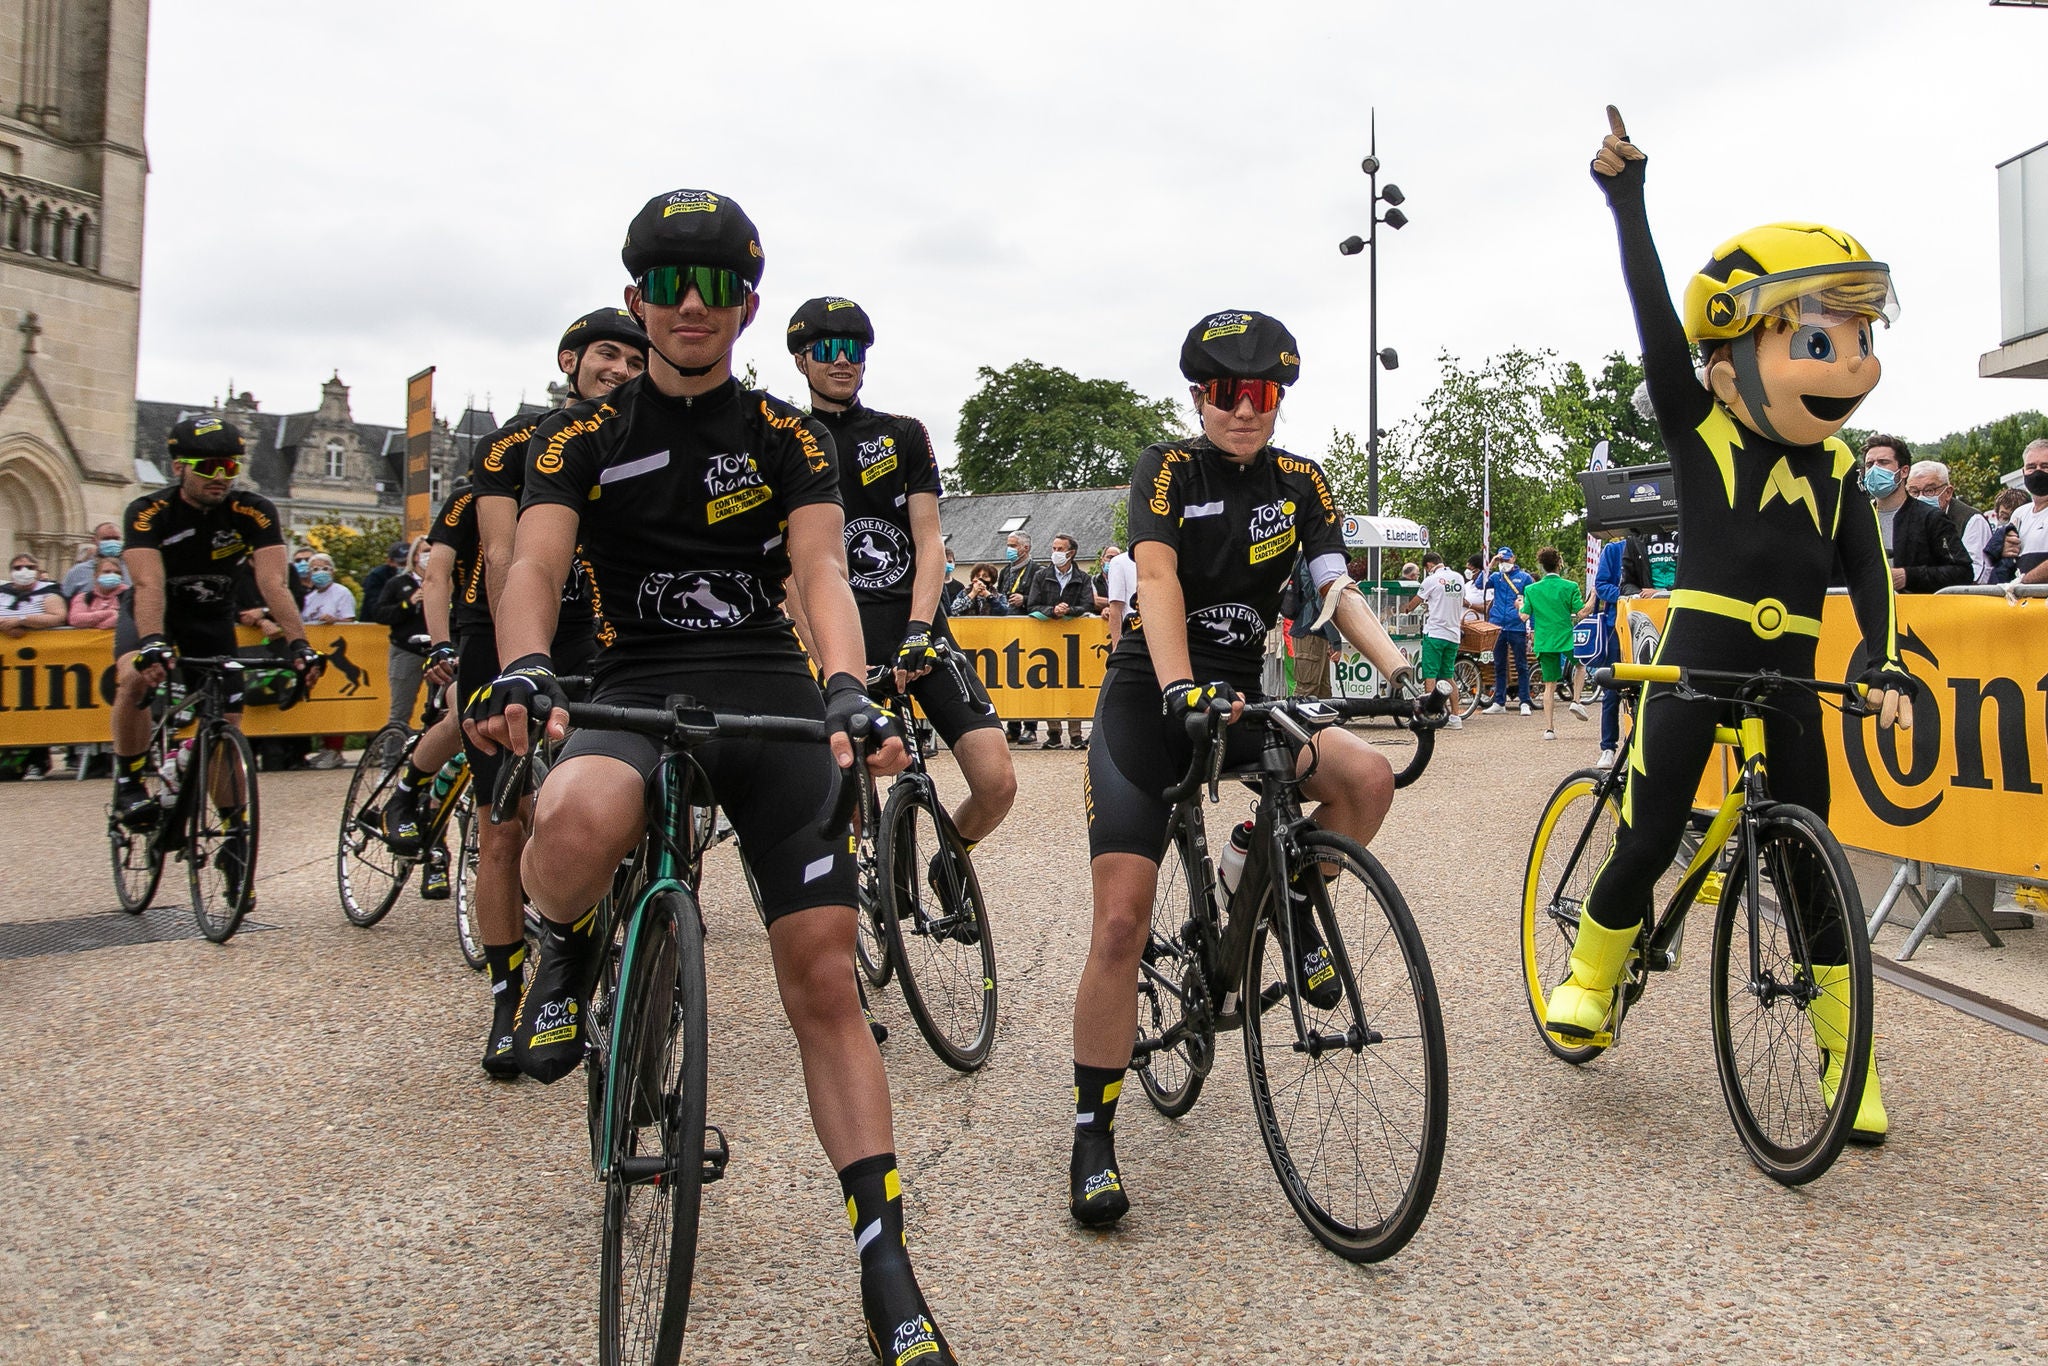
[0,0,148,565]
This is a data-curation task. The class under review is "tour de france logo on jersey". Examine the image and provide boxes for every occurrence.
[1247,498,1297,565]
[638,570,771,632]
[844,516,912,592]
[703,451,771,524]
[856,434,899,486]
[210,529,248,561]
[1187,602,1266,649]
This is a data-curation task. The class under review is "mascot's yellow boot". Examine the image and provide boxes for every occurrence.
[1545,917,1640,1040]
[1807,964,1887,1145]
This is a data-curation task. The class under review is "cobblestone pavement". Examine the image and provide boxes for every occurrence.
[4,716,2046,1365]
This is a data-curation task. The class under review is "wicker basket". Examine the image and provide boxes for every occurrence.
[1460,610,1501,655]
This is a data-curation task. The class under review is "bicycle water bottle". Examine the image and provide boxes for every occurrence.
[1217,821,1254,902]
[422,754,464,818]
[159,740,192,805]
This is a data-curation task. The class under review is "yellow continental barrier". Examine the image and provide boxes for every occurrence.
[0,623,414,745]
[1625,595,2047,883]
[946,615,1112,721]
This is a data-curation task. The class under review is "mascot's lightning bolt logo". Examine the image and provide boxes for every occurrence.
[1759,457,1823,533]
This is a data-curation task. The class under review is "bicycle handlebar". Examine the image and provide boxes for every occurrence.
[1161,689,1447,805]
[1592,663,1873,711]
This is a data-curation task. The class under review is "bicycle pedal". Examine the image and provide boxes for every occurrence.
[702,1124,730,1182]
[1546,1023,1614,1048]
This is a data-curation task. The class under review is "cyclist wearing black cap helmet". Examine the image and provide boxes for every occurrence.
[464,190,957,1364]
[784,294,1016,852]
[1064,310,1425,1229]
[110,416,320,829]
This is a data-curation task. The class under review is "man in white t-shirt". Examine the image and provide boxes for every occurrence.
[1407,549,1467,729]
[2015,439,2048,585]
[1102,545,1140,646]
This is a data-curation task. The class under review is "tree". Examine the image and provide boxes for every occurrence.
[953,359,1186,493]
[1371,349,1587,566]
[304,515,405,601]
[1921,411,2047,508]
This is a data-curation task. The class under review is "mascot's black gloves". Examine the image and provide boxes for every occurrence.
[1590,104,1647,202]
[1858,663,1917,731]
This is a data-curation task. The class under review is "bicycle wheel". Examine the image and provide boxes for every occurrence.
[1133,821,1210,1118]
[1710,803,1871,1187]
[453,793,485,969]
[1454,658,1482,718]
[1244,832,1447,1262]
[879,780,997,1072]
[336,724,414,928]
[853,827,893,988]
[1519,768,1621,1065]
[109,811,166,912]
[187,725,260,943]
[599,887,708,1366]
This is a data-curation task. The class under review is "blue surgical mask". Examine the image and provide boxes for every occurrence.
[1004,546,1018,562]
[97,572,124,590]
[1915,494,1942,509]
[310,570,334,589]
[945,562,956,575]
[1863,466,1898,497]
[98,539,123,557]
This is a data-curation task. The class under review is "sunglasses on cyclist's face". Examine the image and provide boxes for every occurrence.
[806,337,866,365]
[1199,378,1284,414]
[177,457,241,480]
[637,264,749,309]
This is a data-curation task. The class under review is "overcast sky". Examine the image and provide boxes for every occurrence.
[137,2,2047,475]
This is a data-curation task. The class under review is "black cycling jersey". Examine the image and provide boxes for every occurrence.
[122,485,285,631]
[519,375,839,683]
[809,402,942,655]
[426,489,490,639]
[470,412,597,648]
[1112,436,1347,690]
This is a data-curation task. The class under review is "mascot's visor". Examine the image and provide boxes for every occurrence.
[1727,263,1900,330]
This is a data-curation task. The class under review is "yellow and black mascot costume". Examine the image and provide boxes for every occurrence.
[1547,108,1916,1142]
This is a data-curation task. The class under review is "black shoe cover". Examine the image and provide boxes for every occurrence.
[511,918,596,1083]
[481,989,520,1079]
[862,1257,957,1366]
[1068,1127,1129,1228]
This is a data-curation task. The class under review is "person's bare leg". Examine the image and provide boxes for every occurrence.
[768,903,895,1166]
[1299,729,1396,849]
[946,727,1016,844]
[522,755,645,923]
[1071,852,1158,1070]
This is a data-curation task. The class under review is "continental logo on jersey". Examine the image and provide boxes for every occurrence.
[708,485,774,523]
[1201,313,1251,341]
[131,497,167,533]
[1148,450,1190,515]
[442,491,472,529]
[761,399,830,473]
[238,498,274,531]
[585,552,616,649]
[1277,455,1337,518]
[1279,351,1300,367]
[535,406,615,477]
[483,421,540,476]
[661,190,718,218]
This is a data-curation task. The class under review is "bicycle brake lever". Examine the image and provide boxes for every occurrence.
[816,713,870,840]
[1205,711,1226,803]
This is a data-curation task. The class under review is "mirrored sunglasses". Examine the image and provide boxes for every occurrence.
[638,264,749,309]
[1200,378,1284,414]
[176,457,241,479]
[807,337,866,364]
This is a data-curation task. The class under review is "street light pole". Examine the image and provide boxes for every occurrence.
[1338,108,1407,518]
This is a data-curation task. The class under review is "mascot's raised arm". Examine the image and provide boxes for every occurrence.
[1541,106,1909,1146]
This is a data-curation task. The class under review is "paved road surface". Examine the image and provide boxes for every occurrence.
[4,717,2045,1364]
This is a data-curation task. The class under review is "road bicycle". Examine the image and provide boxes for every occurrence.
[495,694,859,1366]
[108,655,267,942]
[1131,691,1450,1262]
[1519,661,1876,1185]
[337,690,470,932]
[850,649,998,1072]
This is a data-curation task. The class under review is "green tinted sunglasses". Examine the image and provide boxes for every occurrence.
[807,337,866,364]
[638,264,749,309]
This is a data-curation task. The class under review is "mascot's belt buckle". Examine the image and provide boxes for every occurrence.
[1749,597,1790,641]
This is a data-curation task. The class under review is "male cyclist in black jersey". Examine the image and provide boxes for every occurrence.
[113,418,320,841]
[1066,312,1430,1228]
[782,295,1016,852]
[387,308,647,1074]
[465,190,958,1364]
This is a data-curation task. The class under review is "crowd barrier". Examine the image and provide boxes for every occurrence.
[1627,592,2046,884]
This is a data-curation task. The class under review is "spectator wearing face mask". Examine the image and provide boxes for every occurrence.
[937,550,969,617]
[1,553,65,636]
[1905,459,1994,584]
[996,530,1042,745]
[2013,437,2048,586]
[61,522,128,599]
[68,557,128,628]
[1859,436,1970,593]
[298,553,356,625]
[1027,532,1095,748]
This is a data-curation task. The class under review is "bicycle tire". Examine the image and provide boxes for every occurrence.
[1454,658,1482,719]
[110,727,172,912]
[1710,803,1871,1187]
[853,824,893,988]
[879,780,997,1072]
[1133,820,1210,1118]
[1244,832,1447,1262]
[1519,768,1620,1066]
[187,724,260,943]
[599,887,708,1366]
[453,793,485,969]
[336,724,414,928]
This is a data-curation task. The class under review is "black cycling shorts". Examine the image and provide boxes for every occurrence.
[1085,665,1266,862]
[456,633,507,803]
[555,669,858,924]
[116,605,243,710]
[858,605,1000,747]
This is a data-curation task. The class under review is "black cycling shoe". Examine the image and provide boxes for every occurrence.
[380,789,424,855]
[861,1256,957,1366]
[925,853,982,946]
[217,816,251,904]
[512,916,598,1083]
[480,990,520,1080]
[114,779,158,829]
[1289,882,1343,1012]
[418,846,451,900]
[1068,1127,1130,1228]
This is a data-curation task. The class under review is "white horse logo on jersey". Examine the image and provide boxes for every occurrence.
[843,516,912,593]
[638,571,770,631]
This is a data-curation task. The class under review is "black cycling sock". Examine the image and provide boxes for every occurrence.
[840,1152,907,1270]
[116,752,147,780]
[393,763,429,798]
[484,939,526,998]
[1073,1062,1123,1135]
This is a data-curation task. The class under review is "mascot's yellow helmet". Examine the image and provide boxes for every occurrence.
[1682,222,1899,346]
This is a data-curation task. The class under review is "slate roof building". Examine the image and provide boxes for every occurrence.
[936,485,1127,573]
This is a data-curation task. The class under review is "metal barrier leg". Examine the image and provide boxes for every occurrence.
[1866,860,1925,941]
[1898,873,2006,961]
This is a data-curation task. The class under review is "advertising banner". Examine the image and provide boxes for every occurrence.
[1624,595,2048,882]
[946,616,1111,721]
[0,624,412,745]
[404,367,435,543]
